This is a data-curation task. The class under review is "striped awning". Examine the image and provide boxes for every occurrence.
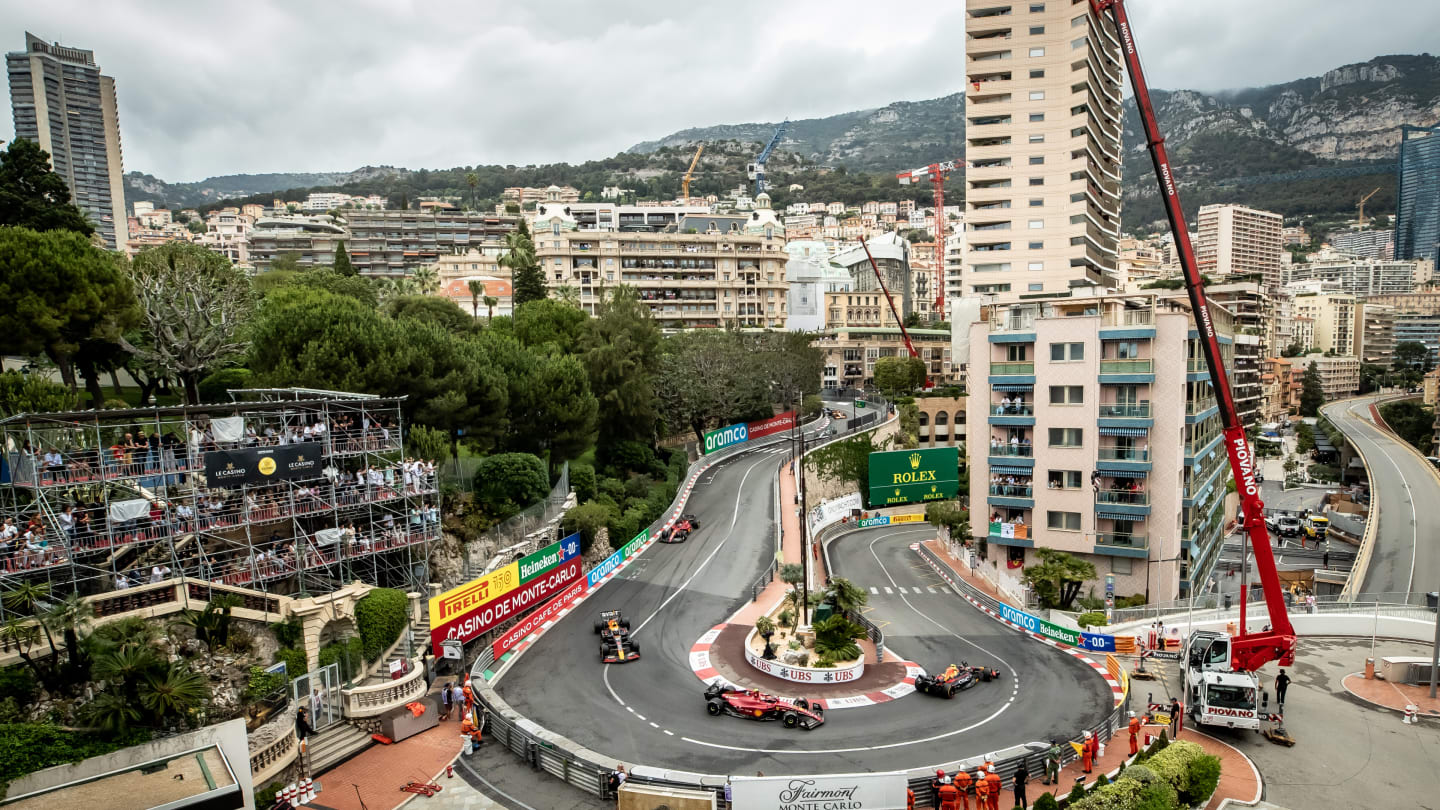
[1098,468,1148,479]
[1099,427,1149,437]
[1097,511,1143,521]
[990,466,1033,476]
[992,383,1035,392]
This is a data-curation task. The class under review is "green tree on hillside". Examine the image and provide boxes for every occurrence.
[503,220,546,308]
[581,286,662,457]
[873,355,927,399]
[0,139,94,235]
[1299,361,1324,416]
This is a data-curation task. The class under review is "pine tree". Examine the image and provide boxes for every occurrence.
[504,220,547,309]
[334,241,356,277]
[0,139,95,235]
[1299,361,1324,416]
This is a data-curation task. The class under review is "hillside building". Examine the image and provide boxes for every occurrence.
[1195,204,1284,291]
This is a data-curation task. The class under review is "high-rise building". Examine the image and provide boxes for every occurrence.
[1331,229,1394,259]
[1286,257,1429,297]
[964,292,1235,602]
[1206,282,1269,428]
[961,1,1123,301]
[1195,204,1283,291]
[6,33,128,250]
[1292,291,1358,357]
[1358,303,1396,367]
[1394,313,1440,365]
[1396,124,1440,268]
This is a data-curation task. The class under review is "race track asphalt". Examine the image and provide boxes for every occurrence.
[1322,395,1440,597]
[495,418,1112,776]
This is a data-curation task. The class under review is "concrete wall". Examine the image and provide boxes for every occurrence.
[6,718,254,810]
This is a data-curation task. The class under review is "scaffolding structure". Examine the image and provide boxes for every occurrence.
[0,388,437,619]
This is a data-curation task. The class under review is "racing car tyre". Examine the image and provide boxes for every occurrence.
[600,644,608,660]
[620,620,630,631]
[783,711,798,728]
[946,686,956,699]
[630,641,640,655]
[706,699,723,716]
[593,622,603,635]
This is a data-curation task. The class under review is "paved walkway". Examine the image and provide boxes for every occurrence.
[1342,672,1440,717]
[728,459,807,625]
[313,700,463,810]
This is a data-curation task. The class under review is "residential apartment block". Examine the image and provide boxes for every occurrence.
[532,201,787,328]
[1195,204,1283,291]
[343,210,517,276]
[818,327,959,391]
[961,0,1124,301]
[1358,304,1396,367]
[6,33,128,250]
[1362,292,1440,316]
[964,293,1236,603]
[1394,313,1440,364]
[1293,291,1358,356]
[1330,229,1394,259]
[1396,124,1440,268]
[1286,257,1430,297]
[1295,354,1359,400]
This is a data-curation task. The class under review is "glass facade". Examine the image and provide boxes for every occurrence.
[1396,124,1440,268]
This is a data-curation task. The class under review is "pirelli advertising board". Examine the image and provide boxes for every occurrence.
[866,447,960,508]
[203,442,324,489]
[428,532,582,655]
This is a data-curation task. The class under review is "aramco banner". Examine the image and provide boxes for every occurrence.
[429,533,581,655]
[996,601,1118,653]
[203,442,324,489]
[703,411,796,454]
[866,447,960,508]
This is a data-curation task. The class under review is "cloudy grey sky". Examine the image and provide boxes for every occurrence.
[2,0,1436,181]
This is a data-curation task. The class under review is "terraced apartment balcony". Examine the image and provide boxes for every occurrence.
[1094,532,1148,558]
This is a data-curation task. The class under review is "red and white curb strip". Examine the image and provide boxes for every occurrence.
[687,623,925,710]
[917,549,1125,707]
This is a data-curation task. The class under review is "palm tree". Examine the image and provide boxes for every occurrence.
[465,171,479,211]
[483,294,499,320]
[412,265,440,295]
[93,645,161,699]
[826,577,869,616]
[3,582,57,655]
[1,618,56,691]
[466,279,486,318]
[45,591,94,682]
[80,690,141,733]
[556,285,580,306]
[140,664,208,724]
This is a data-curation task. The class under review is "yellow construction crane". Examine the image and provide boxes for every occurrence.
[1357,187,1381,229]
[681,143,704,201]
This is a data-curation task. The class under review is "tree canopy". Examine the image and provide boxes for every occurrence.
[503,220,546,308]
[0,139,94,236]
[1299,361,1324,417]
[1021,548,1098,610]
[873,355,927,399]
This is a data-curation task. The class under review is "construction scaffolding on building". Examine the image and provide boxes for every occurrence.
[0,388,437,620]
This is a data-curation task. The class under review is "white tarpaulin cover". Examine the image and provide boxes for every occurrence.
[313,528,348,546]
[808,491,863,531]
[211,416,245,443]
[108,498,151,523]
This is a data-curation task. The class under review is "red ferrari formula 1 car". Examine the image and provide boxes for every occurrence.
[914,662,1001,698]
[703,683,825,729]
[660,514,701,544]
[593,610,640,664]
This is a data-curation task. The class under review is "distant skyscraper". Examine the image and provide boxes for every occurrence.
[1396,123,1440,269]
[6,32,128,250]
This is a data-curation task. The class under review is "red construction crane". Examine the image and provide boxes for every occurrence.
[896,159,964,319]
[858,237,929,388]
[1091,0,1295,684]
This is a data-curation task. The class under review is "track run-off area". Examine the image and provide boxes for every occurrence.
[492,423,1113,776]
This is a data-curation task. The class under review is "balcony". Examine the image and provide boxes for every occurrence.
[989,402,1035,426]
[988,484,1034,508]
[987,442,1033,457]
[1095,490,1149,507]
[1186,396,1217,415]
[1097,446,1151,473]
[1099,359,1153,374]
[1097,403,1151,419]
[986,521,1034,548]
[990,361,1035,375]
[1094,533,1149,558]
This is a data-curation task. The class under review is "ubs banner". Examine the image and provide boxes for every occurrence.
[203,442,324,489]
[866,447,960,508]
[731,772,909,810]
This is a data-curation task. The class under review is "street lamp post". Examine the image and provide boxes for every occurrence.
[1145,552,1187,608]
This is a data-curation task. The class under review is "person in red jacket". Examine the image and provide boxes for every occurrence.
[1128,711,1142,756]
[983,766,1002,810]
[1081,730,1096,773]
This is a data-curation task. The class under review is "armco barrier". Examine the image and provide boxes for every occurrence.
[1320,397,1381,600]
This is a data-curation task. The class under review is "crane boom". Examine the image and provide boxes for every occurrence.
[897,159,965,319]
[1092,0,1294,672]
[858,238,925,384]
[681,143,704,202]
[749,120,789,196]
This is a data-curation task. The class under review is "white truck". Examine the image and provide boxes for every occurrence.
[1183,630,1261,730]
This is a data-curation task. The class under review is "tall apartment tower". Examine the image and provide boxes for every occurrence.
[1395,124,1440,269]
[6,33,128,250]
[1195,204,1283,292]
[962,1,1124,302]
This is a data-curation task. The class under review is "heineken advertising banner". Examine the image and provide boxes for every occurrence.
[203,442,323,489]
[996,601,1117,652]
[866,447,960,508]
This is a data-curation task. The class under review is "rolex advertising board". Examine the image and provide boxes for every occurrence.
[866,447,959,508]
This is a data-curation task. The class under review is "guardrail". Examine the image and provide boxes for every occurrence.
[341,656,427,717]
[1322,398,1381,600]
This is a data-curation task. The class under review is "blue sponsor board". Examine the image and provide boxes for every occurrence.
[586,528,649,588]
[996,601,1117,652]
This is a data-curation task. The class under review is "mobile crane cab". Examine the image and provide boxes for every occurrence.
[1184,631,1261,730]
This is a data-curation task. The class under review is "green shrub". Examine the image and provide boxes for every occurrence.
[318,637,366,681]
[1146,740,1216,806]
[271,617,303,649]
[1067,782,1088,805]
[1032,793,1059,810]
[1185,753,1221,805]
[812,615,865,660]
[196,368,252,403]
[472,453,549,520]
[597,476,626,504]
[354,588,409,662]
[0,723,149,800]
[1094,773,1108,787]
[244,666,286,701]
[254,781,282,809]
[570,464,597,503]
[562,501,616,554]
[1076,611,1107,628]
[273,648,307,680]
[0,667,37,704]
[1071,778,1143,810]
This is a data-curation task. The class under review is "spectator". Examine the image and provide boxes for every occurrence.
[295,707,314,754]
[607,764,627,797]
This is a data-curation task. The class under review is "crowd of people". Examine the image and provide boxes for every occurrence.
[988,434,1033,455]
[992,395,1032,415]
[989,473,1033,496]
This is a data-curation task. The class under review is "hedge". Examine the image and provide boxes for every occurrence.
[0,723,148,799]
[318,637,366,681]
[355,588,409,662]
[1068,739,1218,810]
[273,647,308,681]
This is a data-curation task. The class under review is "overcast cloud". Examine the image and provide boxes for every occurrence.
[2,0,1436,181]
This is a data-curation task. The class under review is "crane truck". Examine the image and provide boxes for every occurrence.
[1091,0,1296,732]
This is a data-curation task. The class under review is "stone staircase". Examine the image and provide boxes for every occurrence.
[306,722,373,775]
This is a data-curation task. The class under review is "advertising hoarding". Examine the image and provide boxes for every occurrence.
[748,410,795,439]
[203,442,324,489]
[491,579,587,658]
[730,772,909,810]
[587,528,649,588]
[866,447,960,508]
[428,533,581,655]
[431,557,584,654]
[703,422,749,454]
[996,601,1117,652]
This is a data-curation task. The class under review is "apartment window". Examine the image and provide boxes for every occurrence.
[1050,342,1084,361]
[974,283,1013,294]
[1030,25,1046,34]
[1006,344,1030,362]
[1029,69,1046,79]
[1029,134,1046,143]
[1029,156,1045,165]
[1049,428,1083,448]
[1029,113,1045,122]
[1029,220,1045,229]
[1028,261,1044,270]
[973,262,1012,273]
[1048,470,1082,489]
[1029,90,1047,101]
[1029,47,1046,57]
[1111,557,1134,574]
[1028,283,1044,291]
[1030,3,1045,11]
[1028,241,1043,250]
[1029,198,1044,207]
[1049,385,1084,405]
[1047,511,1082,531]
[1029,178,1045,186]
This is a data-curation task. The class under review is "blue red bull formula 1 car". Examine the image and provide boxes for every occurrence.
[914,662,1001,698]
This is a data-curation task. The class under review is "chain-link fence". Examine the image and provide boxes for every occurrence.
[461,463,570,577]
